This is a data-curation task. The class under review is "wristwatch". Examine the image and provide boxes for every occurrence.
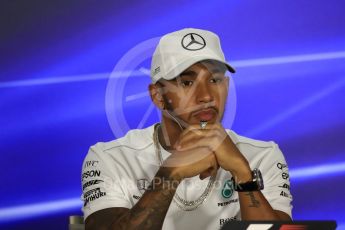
[232,168,264,192]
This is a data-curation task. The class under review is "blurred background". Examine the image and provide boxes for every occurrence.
[1,0,344,229]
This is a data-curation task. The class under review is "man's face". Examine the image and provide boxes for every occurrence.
[158,60,229,125]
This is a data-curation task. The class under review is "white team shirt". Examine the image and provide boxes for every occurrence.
[81,124,292,229]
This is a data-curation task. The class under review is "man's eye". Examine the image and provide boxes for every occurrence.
[210,77,223,83]
[181,80,193,87]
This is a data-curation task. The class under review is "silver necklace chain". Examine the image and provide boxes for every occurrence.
[153,123,216,211]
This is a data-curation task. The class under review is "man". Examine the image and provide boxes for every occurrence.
[81,28,292,230]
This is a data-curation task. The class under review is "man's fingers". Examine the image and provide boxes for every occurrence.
[163,147,213,167]
[178,123,216,139]
[179,125,203,139]
[176,122,224,147]
[163,148,219,179]
[175,130,215,149]
[177,135,219,152]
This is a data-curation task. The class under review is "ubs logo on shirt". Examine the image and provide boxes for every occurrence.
[222,179,234,198]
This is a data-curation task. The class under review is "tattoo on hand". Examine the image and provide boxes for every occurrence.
[245,192,260,208]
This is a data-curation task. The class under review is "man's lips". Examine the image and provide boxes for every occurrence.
[193,108,217,121]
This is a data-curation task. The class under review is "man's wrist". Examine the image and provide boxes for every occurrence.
[232,168,264,192]
[230,165,252,183]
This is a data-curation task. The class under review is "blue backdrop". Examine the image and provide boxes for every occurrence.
[1,0,344,229]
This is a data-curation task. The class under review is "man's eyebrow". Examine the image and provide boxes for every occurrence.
[179,70,197,77]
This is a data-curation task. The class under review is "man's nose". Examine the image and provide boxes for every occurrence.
[196,82,213,103]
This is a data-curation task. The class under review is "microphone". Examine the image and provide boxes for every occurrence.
[164,109,184,131]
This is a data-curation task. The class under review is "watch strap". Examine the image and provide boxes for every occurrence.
[232,168,264,192]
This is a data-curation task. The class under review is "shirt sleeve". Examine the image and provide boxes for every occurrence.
[81,144,132,220]
[260,143,293,218]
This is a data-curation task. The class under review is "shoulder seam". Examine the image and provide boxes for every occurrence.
[236,141,274,149]
[103,142,153,152]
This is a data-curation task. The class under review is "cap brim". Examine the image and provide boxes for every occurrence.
[152,56,236,83]
[165,57,236,81]
[225,63,236,73]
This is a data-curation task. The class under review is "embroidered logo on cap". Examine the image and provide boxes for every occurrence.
[181,33,206,51]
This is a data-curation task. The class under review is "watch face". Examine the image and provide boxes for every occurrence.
[255,169,264,190]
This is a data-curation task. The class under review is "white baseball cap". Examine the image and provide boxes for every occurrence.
[150,28,235,84]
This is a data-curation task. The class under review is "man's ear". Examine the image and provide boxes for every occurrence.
[225,76,230,91]
[148,83,165,110]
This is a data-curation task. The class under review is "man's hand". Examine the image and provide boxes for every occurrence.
[160,143,219,182]
[174,123,252,182]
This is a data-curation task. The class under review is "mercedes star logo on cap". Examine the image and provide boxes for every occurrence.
[181,33,206,51]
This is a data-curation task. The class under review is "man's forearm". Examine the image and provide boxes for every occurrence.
[233,170,291,220]
[113,169,179,230]
[238,190,290,220]
[234,167,291,220]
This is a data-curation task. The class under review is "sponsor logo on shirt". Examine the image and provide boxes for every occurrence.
[82,179,104,190]
[280,190,290,198]
[277,162,290,180]
[82,170,101,180]
[83,187,106,206]
[217,198,238,207]
[281,172,289,180]
[133,195,141,200]
[137,179,150,194]
[219,216,237,227]
[221,179,234,198]
[84,160,99,168]
[277,162,288,170]
[279,183,290,191]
